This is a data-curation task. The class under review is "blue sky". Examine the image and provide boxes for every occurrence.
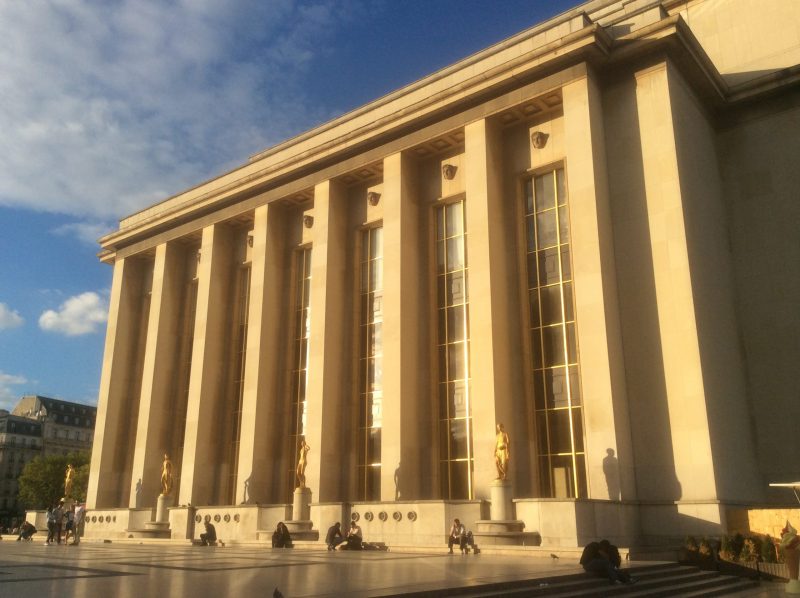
[0,0,577,410]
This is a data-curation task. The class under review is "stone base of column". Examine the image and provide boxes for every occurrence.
[489,479,514,520]
[292,487,312,521]
[155,494,173,523]
[472,519,527,546]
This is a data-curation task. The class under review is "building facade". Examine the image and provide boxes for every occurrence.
[0,412,42,523]
[86,0,800,547]
[13,395,97,457]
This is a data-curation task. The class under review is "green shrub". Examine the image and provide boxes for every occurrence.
[719,535,735,561]
[699,538,713,558]
[685,536,699,554]
[730,533,745,561]
[740,536,760,562]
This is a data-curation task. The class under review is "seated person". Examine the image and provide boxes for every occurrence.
[448,518,468,554]
[272,522,293,548]
[580,539,636,584]
[325,522,344,551]
[341,521,363,550]
[17,521,37,541]
[200,521,217,546]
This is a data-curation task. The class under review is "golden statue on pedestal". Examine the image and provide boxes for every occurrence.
[64,463,75,498]
[296,438,310,489]
[494,423,510,480]
[160,454,174,496]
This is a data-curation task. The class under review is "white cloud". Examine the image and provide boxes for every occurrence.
[39,292,109,336]
[0,0,352,221]
[53,221,115,245]
[0,372,27,411]
[0,303,24,330]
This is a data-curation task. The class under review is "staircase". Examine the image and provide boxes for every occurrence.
[387,563,760,597]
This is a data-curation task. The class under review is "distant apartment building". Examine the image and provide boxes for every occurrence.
[13,395,97,457]
[0,411,42,522]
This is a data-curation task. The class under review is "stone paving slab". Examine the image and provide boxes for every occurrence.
[0,541,582,597]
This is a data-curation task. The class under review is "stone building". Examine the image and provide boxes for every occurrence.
[85,0,800,547]
[0,412,42,523]
[12,395,96,457]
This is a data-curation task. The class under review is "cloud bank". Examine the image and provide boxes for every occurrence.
[0,0,353,224]
[39,292,109,336]
[0,372,27,411]
[0,303,24,330]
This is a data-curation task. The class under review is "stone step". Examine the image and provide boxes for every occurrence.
[383,564,760,597]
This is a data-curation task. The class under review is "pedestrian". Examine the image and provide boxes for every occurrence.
[325,522,344,551]
[54,500,65,544]
[71,503,85,545]
[580,539,637,584]
[448,518,468,554]
[272,522,292,548]
[341,521,363,550]
[200,521,217,546]
[45,505,58,545]
[63,505,76,544]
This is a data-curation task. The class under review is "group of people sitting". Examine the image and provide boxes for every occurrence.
[580,539,638,585]
[325,521,370,550]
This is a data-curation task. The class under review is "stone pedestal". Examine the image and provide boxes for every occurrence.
[473,478,527,546]
[292,487,311,521]
[489,479,513,521]
[284,487,318,540]
[155,494,172,523]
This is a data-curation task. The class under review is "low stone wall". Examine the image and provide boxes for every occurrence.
[83,508,155,539]
[188,505,291,542]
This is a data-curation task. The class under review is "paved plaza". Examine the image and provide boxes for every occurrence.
[0,541,582,597]
[0,541,788,597]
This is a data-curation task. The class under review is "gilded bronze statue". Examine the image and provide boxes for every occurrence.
[64,463,75,498]
[160,454,174,496]
[494,423,510,480]
[296,438,310,488]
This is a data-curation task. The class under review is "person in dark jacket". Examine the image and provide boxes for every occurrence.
[580,539,636,584]
[200,521,217,546]
[325,522,344,551]
[272,522,293,548]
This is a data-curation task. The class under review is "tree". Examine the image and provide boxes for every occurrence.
[17,451,91,509]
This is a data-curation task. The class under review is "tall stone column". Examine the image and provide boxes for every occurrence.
[127,242,184,507]
[87,256,147,509]
[381,151,424,501]
[303,180,349,501]
[178,223,236,506]
[235,203,288,505]
[464,118,513,500]
[562,66,635,501]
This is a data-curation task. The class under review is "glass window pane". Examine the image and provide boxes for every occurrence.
[370,227,383,259]
[449,460,470,499]
[367,428,381,464]
[436,208,445,241]
[558,206,569,241]
[303,250,312,277]
[535,172,555,212]
[549,409,573,454]
[566,322,577,364]
[526,215,535,251]
[436,241,445,274]
[360,261,369,293]
[544,367,569,409]
[446,236,465,271]
[530,328,542,370]
[529,289,541,328]
[371,322,382,354]
[525,181,534,215]
[527,253,538,289]
[537,248,561,286]
[449,419,469,460]
[560,245,571,281]
[440,461,450,499]
[542,325,566,367]
[536,413,549,455]
[539,456,552,497]
[575,454,587,498]
[533,370,545,410]
[445,202,463,237]
[299,339,308,369]
[571,408,584,452]
[452,381,468,419]
[438,345,447,379]
[439,421,449,461]
[446,271,467,305]
[370,259,382,291]
[437,307,447,344]
[438,383,449,420]
[551,454,575,498]
[437,275,446,307]
[536,209,558,249]
[563,282,574,322]
[361,232,370,262]
[448,305,466,342]
[367,465,381,501]
[448,342,466,381]
[540,284,563,326]
[372,355,382,389]
[569,366,581,406]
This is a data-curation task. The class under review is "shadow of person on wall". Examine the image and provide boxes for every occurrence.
[242,474,251,504]
[394,462,401,500]
[603,449,621,501]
